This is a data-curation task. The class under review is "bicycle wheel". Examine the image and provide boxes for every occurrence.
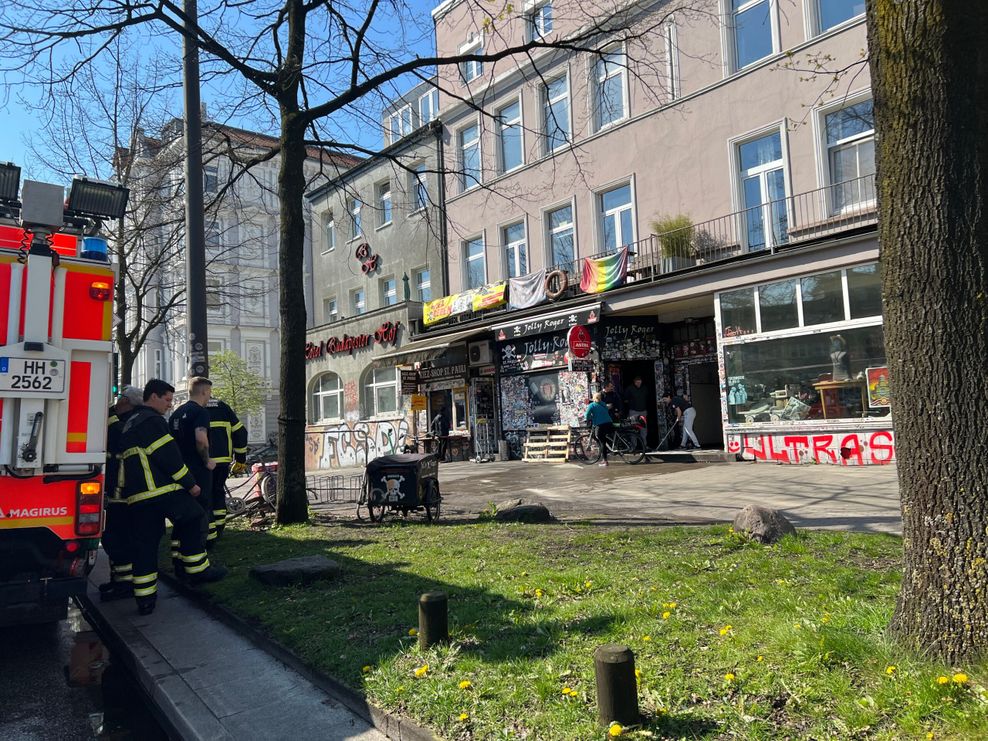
[614,432,645,465]
[581,431,603,464]
[226,494,246,516]
[260,474,278,506]
[367,488,388,523]
[424,480,441,523]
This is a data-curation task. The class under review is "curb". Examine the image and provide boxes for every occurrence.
[158,571,439,741]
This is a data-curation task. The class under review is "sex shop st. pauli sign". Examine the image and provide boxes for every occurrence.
[304,321,400,360]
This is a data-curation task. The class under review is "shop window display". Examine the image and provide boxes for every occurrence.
[724,324,888,423]
[847,263,882,318]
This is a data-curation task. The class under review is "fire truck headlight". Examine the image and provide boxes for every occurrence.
[66,177,129,220]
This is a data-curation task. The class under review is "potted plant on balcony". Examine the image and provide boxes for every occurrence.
[651,214,695,273]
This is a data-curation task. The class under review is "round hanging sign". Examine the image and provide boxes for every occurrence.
[567,324,592,358]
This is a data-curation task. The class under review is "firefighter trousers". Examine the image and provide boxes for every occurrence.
[101,500,134,585]
[211,463,231,540]
[132,490,210,600]
[172,465,213,556]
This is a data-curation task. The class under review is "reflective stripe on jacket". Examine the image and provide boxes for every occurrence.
[119,407,197,504]
[207,399,248,463]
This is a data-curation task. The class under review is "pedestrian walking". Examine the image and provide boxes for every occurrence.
[98,384,143,602]
[170,377,217,547]
[585,392,615,467]
[623,375,650,446]
[661,391,700,450]
[120,379,225,616]
[206,397,249,543]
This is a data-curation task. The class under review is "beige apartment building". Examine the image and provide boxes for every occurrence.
[400,0,891,465]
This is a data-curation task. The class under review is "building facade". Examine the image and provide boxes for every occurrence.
[303,104,448,469]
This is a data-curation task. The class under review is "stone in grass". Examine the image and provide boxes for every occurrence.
[493,499,555,524]
[250,555,342,587]
[732,505,797,544]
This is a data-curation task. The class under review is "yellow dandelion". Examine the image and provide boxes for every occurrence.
[821,613,831,624]
[936,676,950,685]
[458,712,470,722]
[585,580,593,589]
[724,672,736,683]
[885,665,897,676]
[534,588,544,598]
[562,686,573,696]
[662,611,671,620]
[408,627,418,636]
[793,622,802,630]
[667,601,678,609]
[756,655,764,662]
[362,665,372,674]
[926,733,935,740]
[952,673,969,684]
[608,722,624,737]
[459,680,472,690]
[414,664,429,678]
[719,625,733,636]
[643,634,652,642]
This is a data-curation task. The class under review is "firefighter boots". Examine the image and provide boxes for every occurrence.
[136,594,157,616]
[98,580,134,602]
[186,564,228,585]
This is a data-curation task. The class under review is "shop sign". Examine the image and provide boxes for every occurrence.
[409,393,427,412]
[567,325,592,358]
[400,369,419,394]
[473,282,507,311]
[423,290,476,326]
[494,305,600,341]
[354,242,380,274]
[599,319,662,360]
[866,366,891,408]
[498,332,570,375]
[417,363,468,381]
[305,321,400,360]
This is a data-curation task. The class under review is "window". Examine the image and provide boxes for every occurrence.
[153,348,163,379]
[502,222,528,279]
[241,279,267,321]
[207,339,226,355]
[738,129,787,250]
[351,288,365,315]
[459,123,481,191]
[419,89,439,124]
[461,40,483,82]
[816,0,864,33]
[414,268,431,302]
[594,46,627,130]
[547,204,575,268]
[497,99,523,173]
[464,236,486,289]
[388,105,412,144]
[530,2,553,39]
[381,276,398,306]
[322,214,336,252]
[205,219,221,256]
[206,277,223,314]
[543,75,570,153]
[801,270,845,325]
[599,183,634,251]
[323,296,338,323]
[411,163,428,211]
[363,366,399,417]
[730,0,775,71]
[758,279,798,332]
[310,372,343,422]
[376,181,393,227]
[825,99,875,210]
[350,198,362,237]
[203,164,218,194]
[720,288,757,336]
[847,263,882,319]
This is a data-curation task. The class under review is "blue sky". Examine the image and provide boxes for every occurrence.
[1,1,439,183]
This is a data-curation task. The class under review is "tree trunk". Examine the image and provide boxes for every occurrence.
[274,106,310,525]
[867,0,988,662]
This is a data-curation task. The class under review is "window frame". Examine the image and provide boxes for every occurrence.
[322,213,336,253]
[418,89,439,124]
[460,36,484,82]
[310,372,344,423]
[731,122,791,252]
[463,235,487,290]
[203,163,219,194]
[543,73,571,155]
[596,180,636,253]
[808,0,865,36]
[725,0,779,74]
[351,287,366,316]
[529,1,553,40]
[323,296,338,323]
[380,275,398,306]
[815,93,875,211]
[349,197,363,240]
[414,267,432,302]
[376,180,393,228]
[410,162,428,213]
[501,220,528,279]
[592,43,629,132]
[363,366,399,418]
[458,120,482,192]
[544,199,577,270]
[388,104,413,144]
[496,95,524,174]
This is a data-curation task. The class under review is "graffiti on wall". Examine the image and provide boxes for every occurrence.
[727,429,896,465]
[306,418,410,469]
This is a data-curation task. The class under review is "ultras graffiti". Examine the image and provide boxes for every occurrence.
[727,430,896,465]
[305,419,410,469]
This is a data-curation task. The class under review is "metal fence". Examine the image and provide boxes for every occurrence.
[306,474,364,505]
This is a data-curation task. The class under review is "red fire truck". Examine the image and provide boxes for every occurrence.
[0,164,127,625]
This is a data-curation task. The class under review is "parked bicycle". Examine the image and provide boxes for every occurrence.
[225,440,317,519]
[579,417,646,465]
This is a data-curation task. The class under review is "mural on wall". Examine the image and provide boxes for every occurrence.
[499,375,530,430]
[599,321,662,360]
[727,430,896,465]
[344,380,360,422]
[558,371,590,428]
[305,419,411,469]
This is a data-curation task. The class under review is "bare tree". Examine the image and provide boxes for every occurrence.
[866,0,988,663]
[1,0,711,524]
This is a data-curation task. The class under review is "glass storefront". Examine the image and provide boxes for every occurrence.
[719,262,889,426]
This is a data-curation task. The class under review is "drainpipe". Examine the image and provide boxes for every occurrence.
[433,119,449,297]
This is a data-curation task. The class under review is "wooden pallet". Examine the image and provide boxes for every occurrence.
[522,426,571,462]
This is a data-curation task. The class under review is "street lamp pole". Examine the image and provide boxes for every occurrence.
[183,0,209,379]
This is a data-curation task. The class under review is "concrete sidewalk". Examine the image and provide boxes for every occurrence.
[80,555,387,741]
[310,459,902,535]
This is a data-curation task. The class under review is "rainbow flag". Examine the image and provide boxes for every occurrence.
[580,247,629,293]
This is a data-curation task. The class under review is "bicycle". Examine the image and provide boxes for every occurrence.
[581,418,646,465]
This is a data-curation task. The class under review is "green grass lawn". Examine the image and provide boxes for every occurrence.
[198,519,987,740]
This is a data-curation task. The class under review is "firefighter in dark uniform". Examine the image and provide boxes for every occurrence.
[169,377,216,558]
[207,397,248,542]
[120,379,225,616]
[98,385,144,602]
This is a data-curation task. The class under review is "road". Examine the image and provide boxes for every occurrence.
[0,602,166,741]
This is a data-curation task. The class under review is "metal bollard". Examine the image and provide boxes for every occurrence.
[594,644,639,727]
[418,591,448,650]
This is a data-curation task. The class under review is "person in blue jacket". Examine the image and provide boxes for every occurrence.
[585,392,615,467]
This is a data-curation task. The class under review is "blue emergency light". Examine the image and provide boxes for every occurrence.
[80,236,109,262]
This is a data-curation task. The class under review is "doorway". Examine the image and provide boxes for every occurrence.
[688,362,722,448]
